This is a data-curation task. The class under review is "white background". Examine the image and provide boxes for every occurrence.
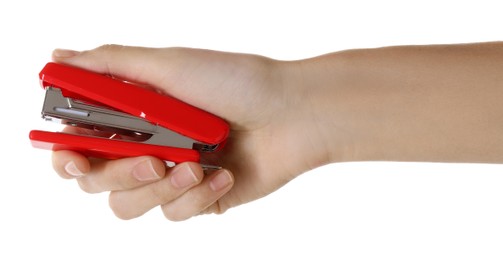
[1,0,502,259]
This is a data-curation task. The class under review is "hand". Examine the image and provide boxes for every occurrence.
[50,45,331,221]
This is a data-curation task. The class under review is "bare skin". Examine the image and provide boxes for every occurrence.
[50,42,503,221]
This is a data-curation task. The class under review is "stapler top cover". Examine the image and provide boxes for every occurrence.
[39,62,229,145]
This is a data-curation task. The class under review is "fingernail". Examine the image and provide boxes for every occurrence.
[65,161,84,178]
[209,170,233,192]
[132,160,160,181]
[170,164,198,188]
[53,48,80,58]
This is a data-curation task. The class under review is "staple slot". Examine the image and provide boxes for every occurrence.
[54,107,90,117]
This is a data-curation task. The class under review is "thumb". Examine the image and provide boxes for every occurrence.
[51,45,234,125]
[52,45,171,90]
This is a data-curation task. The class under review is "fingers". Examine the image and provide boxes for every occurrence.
[52,151,166,193]
[53,151,234,220]
[109,167,234,221]
[108,162,204,220]
[52,45,169,88]
[160,169,234,221]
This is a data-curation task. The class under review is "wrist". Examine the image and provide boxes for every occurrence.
[290,55,358,164]
[275,56,354,170]
[282,48,392,165]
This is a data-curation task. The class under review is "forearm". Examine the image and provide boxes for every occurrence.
[291,42,503,164]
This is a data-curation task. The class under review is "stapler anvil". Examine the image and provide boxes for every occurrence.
[29,62,229,165]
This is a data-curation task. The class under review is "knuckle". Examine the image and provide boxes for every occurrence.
[150,184,170,204]
[108,192,135,220]
[191,196,207,210]
[161,206,187,222]
[76,178,99,194]
[95,44,124,53]
[115,178,134,191]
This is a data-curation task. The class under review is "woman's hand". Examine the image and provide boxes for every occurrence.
[50,45,330,221]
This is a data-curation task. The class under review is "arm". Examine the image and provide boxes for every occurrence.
[294,42,503,163]
[50,42,503,221]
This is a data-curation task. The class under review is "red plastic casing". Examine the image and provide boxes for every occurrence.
[29,62,229,163]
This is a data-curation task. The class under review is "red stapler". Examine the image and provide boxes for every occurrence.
[29,62,229,167]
